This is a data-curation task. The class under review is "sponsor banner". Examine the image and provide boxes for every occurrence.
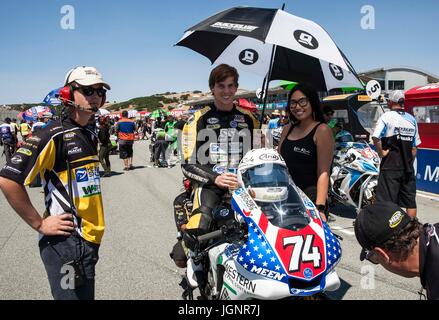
[415,149,439,194]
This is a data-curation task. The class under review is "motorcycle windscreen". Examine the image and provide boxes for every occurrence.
[240,164,310,232]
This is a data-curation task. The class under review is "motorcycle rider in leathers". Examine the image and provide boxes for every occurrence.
[180,64,259,259]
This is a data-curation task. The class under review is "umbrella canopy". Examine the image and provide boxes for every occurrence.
[138,111,151,117]
[279,80,298,91]
[22,105,52,122]
[279,80,363,93]
[43,87,62,106]
[176,6,363,92]
[171,107,187,116]
[238,98,258,112]
[98,108,110,116]
[150,109,171,119]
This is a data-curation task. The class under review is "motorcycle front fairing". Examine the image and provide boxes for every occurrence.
[222,183,341,299]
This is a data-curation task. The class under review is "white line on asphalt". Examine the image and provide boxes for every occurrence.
[417,191,439,202]
[330,226,355,236]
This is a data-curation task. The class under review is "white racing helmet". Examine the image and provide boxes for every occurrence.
[237,148,289,203]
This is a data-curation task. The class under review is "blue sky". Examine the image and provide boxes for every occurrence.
[0,0,438,104]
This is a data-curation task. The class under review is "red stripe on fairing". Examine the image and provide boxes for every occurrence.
[258,211,269,233]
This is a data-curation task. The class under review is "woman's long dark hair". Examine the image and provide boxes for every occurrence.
[287,83,325,124]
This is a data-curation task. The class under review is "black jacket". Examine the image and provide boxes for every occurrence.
[420,223,439,300]
[98,124,111,145]
[181,104,259,185]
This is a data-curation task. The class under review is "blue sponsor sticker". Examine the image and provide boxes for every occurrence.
[290,288,301,295]
[235,188,244,195]
[303,268,313,279]
[230,121,237,128]
[213,165,227,174]
[76,168,88,182]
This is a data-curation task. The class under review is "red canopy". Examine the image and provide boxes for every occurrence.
[405,83,439,106]
[238,98,257,112]
[405,83,439,150]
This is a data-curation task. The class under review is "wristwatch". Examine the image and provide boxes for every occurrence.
[316,204,326,212]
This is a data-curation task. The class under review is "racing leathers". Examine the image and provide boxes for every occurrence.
[181,104,259,250]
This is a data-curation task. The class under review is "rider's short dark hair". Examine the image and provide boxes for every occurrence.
[208,64,239,89]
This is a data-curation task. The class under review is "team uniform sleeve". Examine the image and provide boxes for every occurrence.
[372,114,387,139]
[0,132,56,185]
[414,121,422,147]
[181,112,219,186]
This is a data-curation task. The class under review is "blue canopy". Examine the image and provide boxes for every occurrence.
[43,87,62,106]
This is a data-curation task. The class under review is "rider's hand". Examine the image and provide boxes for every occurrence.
[319,211,327,222]
[37,213,75,236]
[215,173,238,189]
[380,149,390,158]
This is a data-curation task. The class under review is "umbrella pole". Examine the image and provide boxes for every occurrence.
[259,3,284,128]
[259,43,277,129]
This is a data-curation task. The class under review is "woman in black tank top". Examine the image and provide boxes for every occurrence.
[279,83,334,220]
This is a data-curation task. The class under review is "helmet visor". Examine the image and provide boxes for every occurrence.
[241,163,310,231]
[240,163,289,189]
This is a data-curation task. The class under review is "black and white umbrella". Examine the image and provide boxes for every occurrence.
[176,6,363,92]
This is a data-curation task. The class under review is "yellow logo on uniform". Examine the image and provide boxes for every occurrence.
[17,148,32,156]
[389,211,404,228]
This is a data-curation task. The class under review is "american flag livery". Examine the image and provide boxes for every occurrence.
[232,188,341,284]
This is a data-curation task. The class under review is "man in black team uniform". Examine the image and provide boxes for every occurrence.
[355,202,439,300]
[175,64,259,281]
[372,90,421,217]
[0,66,110,300]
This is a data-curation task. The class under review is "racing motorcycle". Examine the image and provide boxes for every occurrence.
[183,148,342,300]
[329,134,380,212]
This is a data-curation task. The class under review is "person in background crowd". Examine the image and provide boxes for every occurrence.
[98,117,112,177]
[268,110,281,129]
[323,106,335,123]
[0,117,17,162]
[116,110,136,171]
[263,114,271,125]
[10,119,19,137]
[19,120,32,142]
[31,112,52,133]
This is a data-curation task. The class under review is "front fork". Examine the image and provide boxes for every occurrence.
[357,175,378,213]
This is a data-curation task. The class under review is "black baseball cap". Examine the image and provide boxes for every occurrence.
[354,202,412,261]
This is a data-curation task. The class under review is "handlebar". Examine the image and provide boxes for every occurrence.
[197,229,224,243]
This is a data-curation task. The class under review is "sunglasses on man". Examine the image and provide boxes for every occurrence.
[361,249,380,264]
[74,86,107,97]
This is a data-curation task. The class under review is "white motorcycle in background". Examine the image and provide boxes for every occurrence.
[183,148,342,300]
[329,132,380,212]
